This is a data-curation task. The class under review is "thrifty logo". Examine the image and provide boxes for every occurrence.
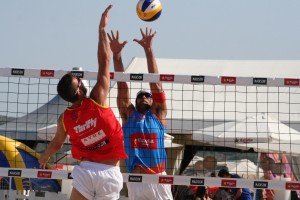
[284,79,299,86]
[37,171,52,178]
[159,176,174,184]
[286,182,300,190]
[221,179,237,187]
[110,72,114,79]
[40,70,54,77]
[160,74,174,82]
[221,76,236,84]
[235,138,255,143]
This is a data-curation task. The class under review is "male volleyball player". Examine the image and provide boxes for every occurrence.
[107,28,173,200]
[38,5,127,200]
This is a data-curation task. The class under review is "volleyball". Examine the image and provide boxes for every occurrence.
[136,0,162,22]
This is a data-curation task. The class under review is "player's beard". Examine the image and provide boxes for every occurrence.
[136,102,151,113]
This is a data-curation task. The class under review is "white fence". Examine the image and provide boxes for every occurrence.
[0,190,68,200]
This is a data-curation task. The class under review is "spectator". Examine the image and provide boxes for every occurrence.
[218,169,253,200]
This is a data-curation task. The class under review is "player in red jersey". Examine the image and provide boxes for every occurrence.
[39,5,127,200]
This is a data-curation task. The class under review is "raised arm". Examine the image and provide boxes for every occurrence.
[107,30,134,123]
[90,5,112,105]
[134,28,167,124]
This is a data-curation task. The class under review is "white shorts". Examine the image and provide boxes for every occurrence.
[71,161,123,200]
[127,172,173,200]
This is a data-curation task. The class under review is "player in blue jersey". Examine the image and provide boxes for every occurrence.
[108,28,173,200]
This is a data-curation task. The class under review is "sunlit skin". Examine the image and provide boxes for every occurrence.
[38,5,116,200]
[135,93,153,113]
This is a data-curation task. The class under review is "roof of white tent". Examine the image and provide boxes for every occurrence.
[0,78,90,141]
[1,58,300,140]
[126,57,300,78]
[109,57,300,135]
[0,95,69,141]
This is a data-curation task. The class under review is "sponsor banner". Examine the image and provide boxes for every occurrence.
[37,171,52,179]
[130,74,144,81]
[235,138,255,143]
[286,182,300,190]
[130,133,158,149]
[40,70,54,77]
[159,176,174,184]
[253,78,267,85]
[191,76,205,83]
[11,68,25,76]
[8,169,22,177]
[221,76,236,84]
[160,74,175,82]
[71,71,84,78]
[110,72,114,79]
[254,181,268,189]
[190,178,205,185]
[221,179,237,187]
[284,78,300,86]
[68,172,73,179]
[128,175,143,183]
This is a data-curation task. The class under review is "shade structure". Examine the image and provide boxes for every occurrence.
[235,140,300,155]
[193,113,300,144]
[192,113,300,155]
[0,135,61,191]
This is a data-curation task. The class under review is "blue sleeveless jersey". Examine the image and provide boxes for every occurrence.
[123,110,167,173]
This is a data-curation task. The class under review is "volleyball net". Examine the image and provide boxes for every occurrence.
[0,67,300,194]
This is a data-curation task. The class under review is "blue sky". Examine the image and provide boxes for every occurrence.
[1,0,300,72]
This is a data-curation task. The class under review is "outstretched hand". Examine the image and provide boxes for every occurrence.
[99,4,113,30]
[134,27,156,49]
[107,30,128,55]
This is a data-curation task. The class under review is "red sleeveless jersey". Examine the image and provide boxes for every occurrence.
[63,98,127,161]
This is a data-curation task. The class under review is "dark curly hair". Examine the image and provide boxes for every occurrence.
[57,73,79,102]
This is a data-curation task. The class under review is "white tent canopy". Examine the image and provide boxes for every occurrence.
[126,57,300,78]
[1,58,300,139]
[193,113,300,144]
[0,95,68,140]
[192,113,300,155]
[109,57,300,135]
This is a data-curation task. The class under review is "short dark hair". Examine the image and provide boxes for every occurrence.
[57,73,79,102]
[218,168,230,177]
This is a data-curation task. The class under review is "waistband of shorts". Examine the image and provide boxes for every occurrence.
[80,161,120,170]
